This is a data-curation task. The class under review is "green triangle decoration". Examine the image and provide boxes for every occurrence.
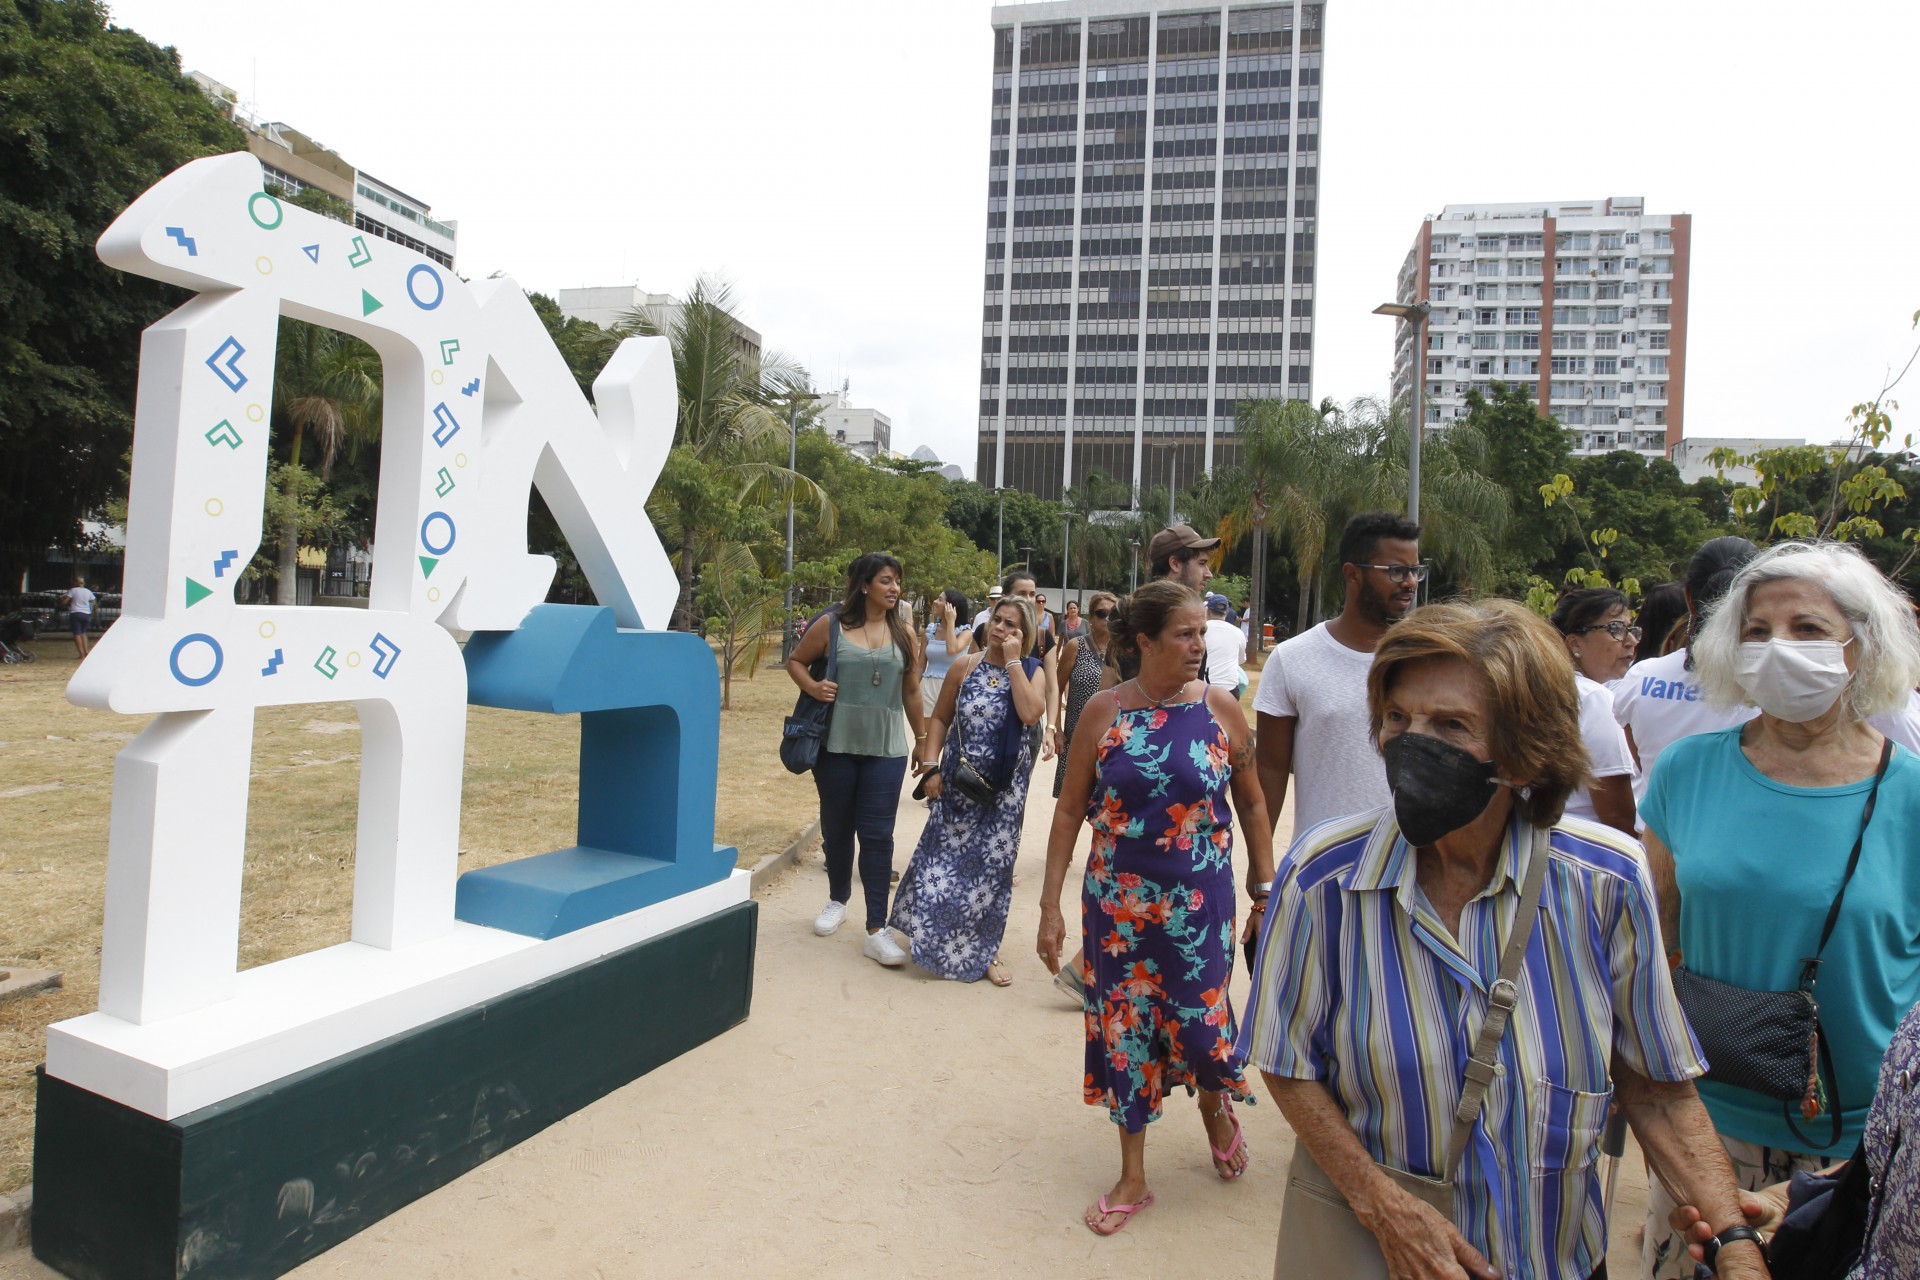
[362,289,383,315]
[185,578,212,607]
[419,555,439,578]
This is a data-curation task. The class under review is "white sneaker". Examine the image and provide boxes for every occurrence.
[863,929,908,967]
[813,901,847,936]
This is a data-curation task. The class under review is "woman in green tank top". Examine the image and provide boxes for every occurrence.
[785,553,928,966]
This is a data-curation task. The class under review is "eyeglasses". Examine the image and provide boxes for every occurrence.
[1351,563,1430,585]
[1571,621,1644,642]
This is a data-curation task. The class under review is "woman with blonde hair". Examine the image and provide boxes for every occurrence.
[1244,598,1757,1280]
[889,596,1043,985]
[1641,541,1920,1278]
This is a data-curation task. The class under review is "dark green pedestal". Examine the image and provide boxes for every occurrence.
[32,901,756,1279]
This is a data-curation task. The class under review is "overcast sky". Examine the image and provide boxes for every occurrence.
[111,0,1920,478]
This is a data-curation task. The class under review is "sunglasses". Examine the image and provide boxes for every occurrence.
[1091,608,1112,619]
[1571,620,1643,642]
[1351,563,1430,585]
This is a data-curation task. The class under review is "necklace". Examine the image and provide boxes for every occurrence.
[863,614,887,685]
[1134,675,1186,707]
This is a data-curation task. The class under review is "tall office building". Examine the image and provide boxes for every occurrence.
[979,0,1324,500]
[1390,198,1690,459]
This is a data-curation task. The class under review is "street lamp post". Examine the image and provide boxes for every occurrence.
[782,397,800,659]
[1060,501,1072,599]
[1129,538,1141,593]
[995,487,1008,579]
[1372,298,1432,525]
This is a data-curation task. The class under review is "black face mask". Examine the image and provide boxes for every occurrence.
[1381,732,1500,847]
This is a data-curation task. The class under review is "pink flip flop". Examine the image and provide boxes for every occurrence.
[1209,1097,1249,1180]
[1087,1191,1155,1236]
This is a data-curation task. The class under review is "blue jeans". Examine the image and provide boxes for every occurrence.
[812,750,907,930]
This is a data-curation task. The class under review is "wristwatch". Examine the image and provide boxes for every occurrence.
[1702,1224,1766,1272]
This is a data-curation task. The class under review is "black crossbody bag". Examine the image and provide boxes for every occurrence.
[1671,738,1891,1149]
[779,612,840,775]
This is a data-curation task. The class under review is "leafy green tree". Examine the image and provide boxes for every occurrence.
[0,0,245,579]
[943,480,1063,578]
[526,291,614,398]
[1454,383,1577,590]
[270,319,380,602]
[699,540,784,709]
[614,276,833,627]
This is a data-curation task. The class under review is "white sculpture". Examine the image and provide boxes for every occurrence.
[47,154,744,1120]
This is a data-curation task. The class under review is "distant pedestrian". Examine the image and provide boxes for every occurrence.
[1548,586,1640,834]
[1052,591,1116,799]
[785,552,928,966]
[1613,537,1760,807]
[66,577,95,659]
[1203,592,1248,698]
[1058,599,1088,643]
[920,589,975,715]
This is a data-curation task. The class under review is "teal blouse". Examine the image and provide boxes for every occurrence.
[824,629,910,758]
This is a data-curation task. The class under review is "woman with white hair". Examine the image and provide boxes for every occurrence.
[1641,541,1920,1278]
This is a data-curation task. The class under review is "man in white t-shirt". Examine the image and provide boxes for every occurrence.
[1612,537,1760,804]
[66,576,97,659]
[1254,512,1422,848]
[1202,593,1246,695]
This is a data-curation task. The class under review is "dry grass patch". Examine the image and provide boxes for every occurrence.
[0,638,816,1191]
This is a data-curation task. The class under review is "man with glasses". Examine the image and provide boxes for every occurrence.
[1253,512,1423,850]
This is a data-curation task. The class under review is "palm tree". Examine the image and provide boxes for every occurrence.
[1341,395,1509,593]
[1061,468,1136,590]
[1217,398,1360,635]
[614,276,835,629]
[270,320,381,604]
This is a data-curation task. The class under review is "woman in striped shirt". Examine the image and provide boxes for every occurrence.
[1241,600,1761,1280]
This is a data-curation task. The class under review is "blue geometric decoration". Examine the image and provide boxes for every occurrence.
[457,605,735,939]
[205,337,246,391]
[164,227,198,256]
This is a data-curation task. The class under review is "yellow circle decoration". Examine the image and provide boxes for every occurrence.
[430,369,444,385]
[205,498,224,516]
[454,452,468,468]
[345,651,362,668]
[426,586,442,603]
[246,403,266,422]
[258,621,277,639]
[255,256,274,275]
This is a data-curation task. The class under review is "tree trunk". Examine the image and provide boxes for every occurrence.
[1295,571,1311,635]
[673,535,697,631]
[1248,524,1265,657]
[275,505,299,605]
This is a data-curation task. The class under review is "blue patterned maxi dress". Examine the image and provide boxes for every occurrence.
[1078,695,1255,1132]
[888,659,1036,981]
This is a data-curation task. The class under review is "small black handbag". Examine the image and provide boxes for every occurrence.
[778,613,840,775]
[1671,738,1890,1149]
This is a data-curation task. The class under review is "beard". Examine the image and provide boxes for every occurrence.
[1357,585,1405,627]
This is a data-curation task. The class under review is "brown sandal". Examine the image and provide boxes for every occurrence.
[986,956,1012,987]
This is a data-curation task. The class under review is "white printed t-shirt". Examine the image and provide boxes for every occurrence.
[1564,672,1636,823]
[1250,621,1387,841]
[1204,618,1246,691]
[1612,648,1755,805]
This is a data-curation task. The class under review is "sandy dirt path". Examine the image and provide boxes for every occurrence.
[5,773,1654,1278]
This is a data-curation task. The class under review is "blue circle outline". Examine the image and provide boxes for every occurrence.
[169,633,224,687]
[420,511,456,555]
[247,192,283,231]
[406,264,445,311]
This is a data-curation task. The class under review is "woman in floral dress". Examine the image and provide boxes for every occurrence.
[889,598,1044,985]
[1037,580,1278,1235]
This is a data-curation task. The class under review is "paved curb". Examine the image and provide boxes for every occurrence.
[749,820,818,897]
[0,1184,29,1255]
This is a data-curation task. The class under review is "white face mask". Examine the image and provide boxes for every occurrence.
[1735,636,1854,722]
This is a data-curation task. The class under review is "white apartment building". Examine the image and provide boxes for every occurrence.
[813,391,893,458]
[556,286,763,364]
[1390,197,1689,459]
[353,174,457,269]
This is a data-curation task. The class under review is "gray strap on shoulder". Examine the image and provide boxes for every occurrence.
[1444,823,1552,1180]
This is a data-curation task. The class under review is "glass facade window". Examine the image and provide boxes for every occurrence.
[979,4,1318,499]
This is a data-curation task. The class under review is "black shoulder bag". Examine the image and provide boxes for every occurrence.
[779,612,840,775]
[1671,737,1892,1149]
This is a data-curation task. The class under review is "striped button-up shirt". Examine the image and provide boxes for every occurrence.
[1240,807,1705,1280]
